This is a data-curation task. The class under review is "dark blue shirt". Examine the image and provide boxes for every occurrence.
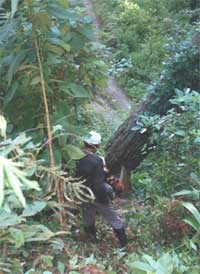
[76,153,111,203]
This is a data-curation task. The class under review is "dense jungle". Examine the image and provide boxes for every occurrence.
[0,0,200,273]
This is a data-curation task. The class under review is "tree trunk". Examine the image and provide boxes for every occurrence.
[190,0,199,23]
[105,33,200,174]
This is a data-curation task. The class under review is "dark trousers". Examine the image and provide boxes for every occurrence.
[82,202,127,246]
[82,202,124,229]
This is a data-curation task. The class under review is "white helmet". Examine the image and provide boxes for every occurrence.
[84,130,101,145]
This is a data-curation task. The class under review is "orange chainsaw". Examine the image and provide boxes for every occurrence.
[107,176,125,197]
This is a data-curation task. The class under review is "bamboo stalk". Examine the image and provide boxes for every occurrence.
[34,36,65,228]
[34,37,55,171]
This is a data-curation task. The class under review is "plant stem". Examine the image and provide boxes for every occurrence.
[57,179,66,230]
[34,36,65,228]
[34,37,55,170]
[2,243,7,257]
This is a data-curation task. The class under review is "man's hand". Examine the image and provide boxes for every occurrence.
[107,176,125,197]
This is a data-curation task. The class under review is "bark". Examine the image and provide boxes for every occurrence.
[105,33,200,174]
[105,97,150,174]
[190,0,200,23]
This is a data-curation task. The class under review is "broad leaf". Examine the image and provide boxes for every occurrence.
[61,83,90,98]
[22,201,47,217]
[184,216,200,232]
[7,51,26,86]
[156,253,173,274]
[173,189,200,200]
[182,202,200,225]
[47,5,79,20]
[68,83,89,98]
[8,227,24,248]
[143,254,156,268]
[30,76,41,86]
[127,261,154,272]
[46,44,64,55]
[79,26,94,41]
[21,224,55,242]
[69,32,85,53]
[0,209,24,229]
[4,82,19,105]
[62,145,85,160]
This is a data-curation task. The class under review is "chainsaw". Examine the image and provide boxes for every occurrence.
[107,176,125,197]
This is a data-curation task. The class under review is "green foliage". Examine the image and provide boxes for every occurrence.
[126,252,188,274]
[157,199,191,244]
[0,0,199,272]
[132,89,200,201]
[182,202,200,250]
[92,0,199,103]
[0,0,106,151]
[0,126,40,207]
[0,123,95,272]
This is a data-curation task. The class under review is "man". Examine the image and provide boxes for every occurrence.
[76,130,127,247]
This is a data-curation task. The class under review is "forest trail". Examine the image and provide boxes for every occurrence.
[83,0,131,126]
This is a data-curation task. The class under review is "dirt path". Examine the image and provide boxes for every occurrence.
[83,0,131,126]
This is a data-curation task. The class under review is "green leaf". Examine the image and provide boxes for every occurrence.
[62,145,85,160]
[156,253,173,274]
[60,43,71,52]
[131,125,142,131]
[69,32,85,53]
[127,261,154,272]
[61,83,90,98]
[84,254,96,265]
[41,255,53,267]
[0,115,7,139]
[4,81,18,105]
[175,130,186,137]
[47,5,79,20]
[143,254,156,268]
[79,26,94,41]
[0,209,24,229]
[8,227,24,248]
[182,202,200,225]
[22,224,55,242]
[7,51,26,86]
[173,189,200,200]
[194,137,200,143]
[11,0,19,18]
[46,44,64,55]
[173,190,194,196]
[69,83,90,98]
[189,239,198,251]
[30,76,41,86]
[56,0,69,8]
[69,255,78,270]
[184,216,200,232]
[57,261,65,274]
[33,12,52,32]
[22,201,47,217]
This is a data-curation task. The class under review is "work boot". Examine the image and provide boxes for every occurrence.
[114,227,127,247]
[84,225,97,243]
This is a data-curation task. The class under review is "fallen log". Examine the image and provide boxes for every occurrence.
[105,32,200,174]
